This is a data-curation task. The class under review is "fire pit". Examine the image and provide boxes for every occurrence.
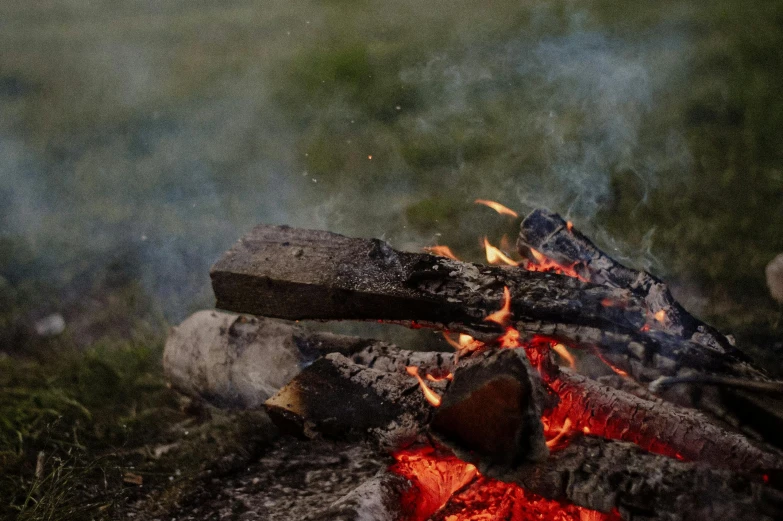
[164,205,783,520]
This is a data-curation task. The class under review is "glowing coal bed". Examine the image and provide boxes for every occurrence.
[390,447,621,521]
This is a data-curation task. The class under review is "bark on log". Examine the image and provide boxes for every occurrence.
[496,435,783,521]
[163,310,382,408]
[265,347,551,469]
[264,352,438,450]
[547,369,783,471]
[517,210,783,446]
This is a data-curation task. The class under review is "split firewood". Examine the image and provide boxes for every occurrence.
[428,348,550,473]
[264,347,551,471]
[265,352,438,450]
[210,224,649,339]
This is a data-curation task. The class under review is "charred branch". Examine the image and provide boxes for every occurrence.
[517,209,734,355]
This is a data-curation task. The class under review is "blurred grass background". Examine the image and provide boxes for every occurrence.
[1,0,782,518]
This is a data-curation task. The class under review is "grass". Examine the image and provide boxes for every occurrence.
[0,333,276,520]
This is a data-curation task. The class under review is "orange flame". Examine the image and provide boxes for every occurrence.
[443,332,482,353]
[654,309,666,323]
[566,221,574,232]
[426,373,454,382]
[483,237,519,266]
[594,351,629,377]
[474,199,518,218]
[552,343,576,370]
[484,286,512,326]
[545,418,572,448]
[424,245,459,260]
[406,366,443,407]
[499,327,521,348]
[525,247,588,282]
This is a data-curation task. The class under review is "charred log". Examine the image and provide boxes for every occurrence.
[547,368,783,471]
[517,209,733,354]
[264,352,437,450]
[210,224,648,338]
[498,435,783,521]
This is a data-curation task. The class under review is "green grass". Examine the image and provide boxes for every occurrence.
[0,336,276,520]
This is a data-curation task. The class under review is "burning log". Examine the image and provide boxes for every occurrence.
[547,369,783,471]
[209,224,647,338]
[517,209,733,354]
[517,209,783,445]
[164,311,783,472]
[264,346,551,470]
[210,224,768,386]
[265,352,438,449]
[499,435,783,521]
[167,206,783,520]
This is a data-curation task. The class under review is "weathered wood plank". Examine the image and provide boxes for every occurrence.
[210,225,645,338]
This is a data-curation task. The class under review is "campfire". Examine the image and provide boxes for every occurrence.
[163,205,783,520]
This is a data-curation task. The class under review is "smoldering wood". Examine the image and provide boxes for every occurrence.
[548,368,783,471]
[264,352,439,450]
[517,209,734,355]
[210,224,651,338]
[264,346,553,469]
[165,312,783,471]
[517,210,783,446]
[210,225,770,390]
[496,435,783,521]
[429,348,550,473]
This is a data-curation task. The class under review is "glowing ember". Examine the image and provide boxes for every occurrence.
[545,418,572,448]
[474,199,519,218]
[566,221,574,232]
[406,366,443,407]
[483,237,520,266]
[499,327,521,349]
[551,343,576,370]
[425,245,460,260]
[484,286,512,326]
[391,448,478,521]
[392,447,619,521]
[525,248,588,282]
[593,350,629,377]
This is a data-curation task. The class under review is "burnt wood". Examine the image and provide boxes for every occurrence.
[499,435,783,521]
[210,225,764,385]
[210,225,647,338]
